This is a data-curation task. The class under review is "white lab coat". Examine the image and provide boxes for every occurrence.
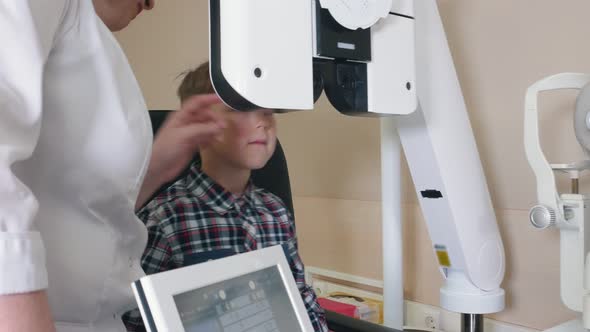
[0,0,151,331]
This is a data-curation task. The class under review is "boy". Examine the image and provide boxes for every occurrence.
[123,62,328,332]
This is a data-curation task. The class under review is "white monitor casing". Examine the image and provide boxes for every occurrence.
[132,245,314,332]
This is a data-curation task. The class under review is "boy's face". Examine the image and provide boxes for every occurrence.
[206,104,277,170]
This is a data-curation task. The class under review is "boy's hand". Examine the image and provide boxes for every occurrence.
[136,94,225,209]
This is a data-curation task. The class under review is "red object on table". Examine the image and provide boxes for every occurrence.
[318,298,357,318]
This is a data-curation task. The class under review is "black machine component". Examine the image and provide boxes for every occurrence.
[315,2,372,62]
[313,0,372,116]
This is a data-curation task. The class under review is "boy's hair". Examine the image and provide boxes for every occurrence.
[177,62,215,103]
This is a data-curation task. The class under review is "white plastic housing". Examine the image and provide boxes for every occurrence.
[524,73,590,329]
[210,0,504,316]
[395,0,505,312]
[319,0,392,30]
[524,73,590,221]
[389,0,413,17]
[559,194,589,312]
[367,6,416,115]
[210,0,314,110]
[212,0,416,115]
[585,252,590,329]
[133,246,314,332]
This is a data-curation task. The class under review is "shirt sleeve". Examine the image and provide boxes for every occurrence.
[140,212,176,276]
[281,210,329,332]
[0,0,69,294]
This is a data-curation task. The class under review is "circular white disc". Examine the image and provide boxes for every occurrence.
[575,83,590,156]
[320,0,393,30]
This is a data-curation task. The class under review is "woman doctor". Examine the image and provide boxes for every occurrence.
[0,0,223,331]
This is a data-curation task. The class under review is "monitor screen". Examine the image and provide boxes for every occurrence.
[173,265,304,332]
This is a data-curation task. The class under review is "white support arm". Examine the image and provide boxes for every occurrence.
[210,0,506,321]
[395,0,505,314]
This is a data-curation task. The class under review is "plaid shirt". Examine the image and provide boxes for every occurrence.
[123,162,328,332]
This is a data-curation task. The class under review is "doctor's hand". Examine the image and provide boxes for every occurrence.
[136,94,225,209]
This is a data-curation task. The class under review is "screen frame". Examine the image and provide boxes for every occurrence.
[132,245,315,332]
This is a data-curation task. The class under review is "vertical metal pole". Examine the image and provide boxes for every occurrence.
[381,118,404,330]
[461,314,484,332]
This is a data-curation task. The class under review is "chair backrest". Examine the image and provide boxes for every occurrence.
[147,110,295,216]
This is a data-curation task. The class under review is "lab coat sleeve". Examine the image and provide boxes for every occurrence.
[0,0,69,295]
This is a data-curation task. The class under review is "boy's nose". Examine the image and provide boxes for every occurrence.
[255,113,273,129]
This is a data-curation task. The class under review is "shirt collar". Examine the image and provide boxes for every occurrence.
[186,162,259,215]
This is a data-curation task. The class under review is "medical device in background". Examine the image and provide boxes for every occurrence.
[209,1,506,331]
[525,73,590,332]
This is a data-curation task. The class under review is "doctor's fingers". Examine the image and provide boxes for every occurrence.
[177,122,224,146]
[181,108,226,129]
[177,94,224,121]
